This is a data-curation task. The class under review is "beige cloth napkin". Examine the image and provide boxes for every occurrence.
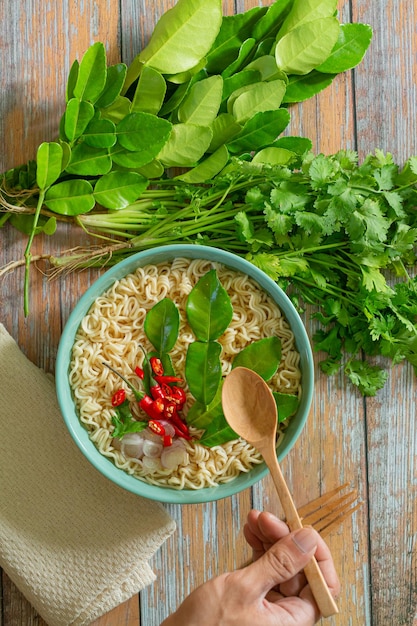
[0,323,176,626]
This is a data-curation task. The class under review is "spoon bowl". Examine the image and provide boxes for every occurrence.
[221,365,278,446]
[222,367,338,618]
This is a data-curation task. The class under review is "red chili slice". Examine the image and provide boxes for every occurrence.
[170,385,186,406]
[150,357,164,377]
[135,366,145,379]
[154,375,183,384]
[148,420,166,436]
[171,423,192,440]
[164,404,191,439]
[150,384,165,400]
[111,389,126,407]
[163,402,178,420]
[160,382,173,399]
[139,395,164,420]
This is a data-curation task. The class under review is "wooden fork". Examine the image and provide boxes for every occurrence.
[298,483,362,537]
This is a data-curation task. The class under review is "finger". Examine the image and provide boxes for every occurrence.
[236,527,319,599]
[244,511,290,561]
[280,532,340,599]
[245,510,289,546]
[304,530,341,598]
[243,522,266,561]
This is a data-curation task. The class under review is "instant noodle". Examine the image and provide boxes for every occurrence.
[69,258,302,490]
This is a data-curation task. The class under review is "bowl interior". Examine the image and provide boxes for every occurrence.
[56,244,314,504]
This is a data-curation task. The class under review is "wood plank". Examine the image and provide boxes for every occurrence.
[251,1,371,622]
[90,596,140,626]
[252,317,371,626]
[352,0,417,623]
[0,1,122,625]
[352,0,417,164]
[138,492,253,625]
[366,367,417,624]
[1,572,48,626]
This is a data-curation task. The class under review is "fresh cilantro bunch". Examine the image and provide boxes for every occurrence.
[242,149,417,395]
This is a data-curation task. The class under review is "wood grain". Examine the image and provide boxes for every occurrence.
[1,1,416,625]
[351,1,417,624]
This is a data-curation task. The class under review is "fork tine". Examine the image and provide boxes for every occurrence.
[314,501,363,538]
[301,488,358,526]
[298,483,351,518]
[298,484,362,537]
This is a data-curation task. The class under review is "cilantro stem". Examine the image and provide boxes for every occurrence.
[393,180,417,192]
[282,242,348,257]
[292,276,360,307]
[350,184,379,194]
[307,255,360,279]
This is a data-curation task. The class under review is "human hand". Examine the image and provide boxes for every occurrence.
[244,509,340,619]
[160,510,340,626]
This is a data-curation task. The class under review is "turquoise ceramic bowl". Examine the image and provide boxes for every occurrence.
[56,245,314,504]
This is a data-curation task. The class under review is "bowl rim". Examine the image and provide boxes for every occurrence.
[56,244,314,504]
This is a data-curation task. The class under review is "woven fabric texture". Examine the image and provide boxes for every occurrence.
[0,324,176,626]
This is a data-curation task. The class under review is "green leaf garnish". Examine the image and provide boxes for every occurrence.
[186,269,233,342]
[144,298,180,354]
[111,400,148,438]
[232,337,282,380]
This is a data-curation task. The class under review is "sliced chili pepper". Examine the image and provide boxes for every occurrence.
[139,395,154,412]
[173,419,190,437]
[160,382,173,399]
[171,423,192,440]
[135,366,145,379]
[164,403,191,439]
[153,397,165,413]
[150,383,165,400]
[139,395,165,420]
[154,375,183,384]
[170,385,186,406]
[148,420,166,436]
[111,388,126,407]
[150,356,164,377]
[163,401,178,420]
[163,434,173,447]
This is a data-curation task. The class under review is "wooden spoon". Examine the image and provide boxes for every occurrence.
[222,366,338,618]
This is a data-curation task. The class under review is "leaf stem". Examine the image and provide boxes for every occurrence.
[291,275,360,307]
[23,189,46,316]
[0,212,12,227]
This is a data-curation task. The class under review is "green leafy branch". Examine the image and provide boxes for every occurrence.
[1,0,373,315]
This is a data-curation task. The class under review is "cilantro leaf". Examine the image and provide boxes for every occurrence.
[313,326,343,360]
[270,181,310,212]
[319,358,342,376]
[111,399,148,438]
[347,199,390,248]
[250,252,284,280]
[344,359,388,396]
[308,153,338,189]
[374,164,397,190]
[360,266,391,293]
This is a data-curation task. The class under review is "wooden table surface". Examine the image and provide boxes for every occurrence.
[1,1,416,625]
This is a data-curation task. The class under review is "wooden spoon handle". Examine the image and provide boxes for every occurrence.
[262,445,339,618]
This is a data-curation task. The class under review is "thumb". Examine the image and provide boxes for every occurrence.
[242,527,319,598]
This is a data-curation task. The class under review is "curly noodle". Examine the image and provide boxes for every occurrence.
[69,258,302,489]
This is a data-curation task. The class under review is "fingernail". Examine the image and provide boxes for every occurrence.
[292,528,317,554]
